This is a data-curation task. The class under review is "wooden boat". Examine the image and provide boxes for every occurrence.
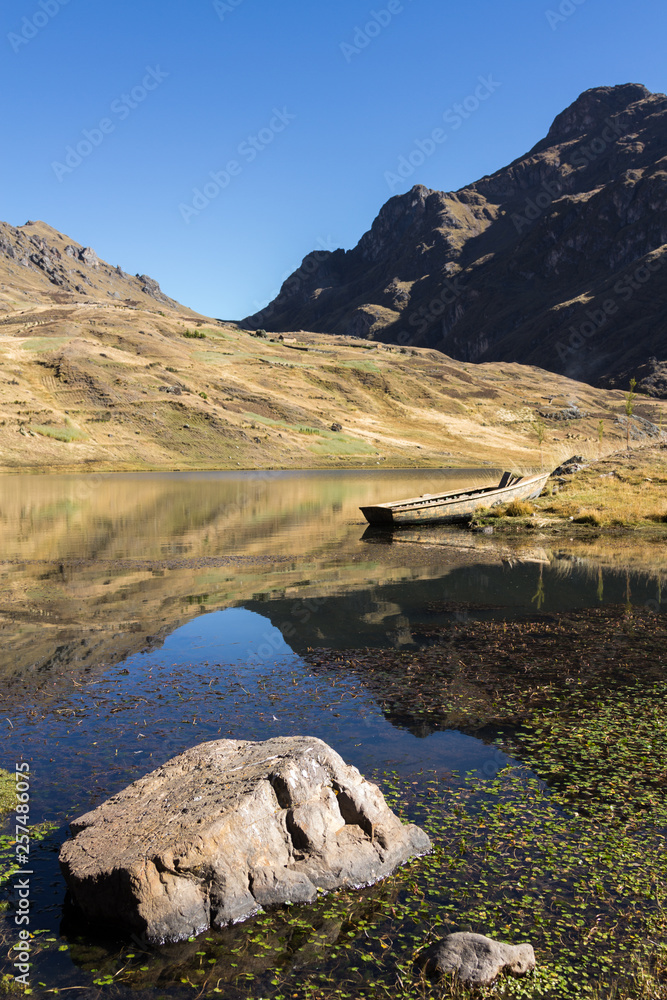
[359,470,550,526]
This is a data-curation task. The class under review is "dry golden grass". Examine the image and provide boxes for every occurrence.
[503,498,535,517]
[572,508,603,525]
[0,263,665,474]
[535,446,667,526]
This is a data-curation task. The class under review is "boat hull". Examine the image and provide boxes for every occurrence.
[360,472,550,526]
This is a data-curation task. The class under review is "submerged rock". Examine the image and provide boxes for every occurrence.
[419,931,536,986]
[59,736,430,944]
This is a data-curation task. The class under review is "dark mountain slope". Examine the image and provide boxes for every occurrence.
[243,84,667,397]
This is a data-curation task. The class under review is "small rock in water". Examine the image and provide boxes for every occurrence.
[418,931,535,986]
[59,736,430,944]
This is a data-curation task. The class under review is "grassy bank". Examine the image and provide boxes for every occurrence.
[472,443,667,533]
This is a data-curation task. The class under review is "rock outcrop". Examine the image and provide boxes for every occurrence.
[243,84,667,397]
[0,219,181,309]
[59,736,430,944]
[418,932,536,986]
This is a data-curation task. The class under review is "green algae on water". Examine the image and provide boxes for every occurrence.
[0,770,15,818]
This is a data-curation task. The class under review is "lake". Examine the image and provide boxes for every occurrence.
[1,470,665,999]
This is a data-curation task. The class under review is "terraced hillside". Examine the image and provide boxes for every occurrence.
[0,220,664,473]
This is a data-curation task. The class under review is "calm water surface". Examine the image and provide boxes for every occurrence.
[0,470,664,994]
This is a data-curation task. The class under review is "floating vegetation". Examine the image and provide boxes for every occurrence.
[0,820,58,883]
[11,742,665,998]
[0,771,15,818]
[0,597,665,998]
[306,604,667,732]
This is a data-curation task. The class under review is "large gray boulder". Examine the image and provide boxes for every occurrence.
[59,736,430,944]
[419,932,535,986]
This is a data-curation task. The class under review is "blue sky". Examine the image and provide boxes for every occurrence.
[2,0,666,319]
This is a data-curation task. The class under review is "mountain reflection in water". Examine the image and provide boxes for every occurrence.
[0,469,663,694]
[0,469,664,996]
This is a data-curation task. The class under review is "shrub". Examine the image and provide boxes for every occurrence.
[504,499,534,517]
[572,509,602,526]
[30,423,87,443]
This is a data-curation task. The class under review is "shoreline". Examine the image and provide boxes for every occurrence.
[2,442,664,537]
[470,441,667,534]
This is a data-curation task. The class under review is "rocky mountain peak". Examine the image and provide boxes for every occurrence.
[357,184,437,263]
[242,83,667,397]
[0,220,182,312]
[543,83,652,145]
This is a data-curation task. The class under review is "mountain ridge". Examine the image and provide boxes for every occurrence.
[243,84,667,398]
[1,213,661,473]
[0,218,188,314]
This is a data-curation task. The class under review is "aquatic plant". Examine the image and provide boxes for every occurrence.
[0,771,15,818]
